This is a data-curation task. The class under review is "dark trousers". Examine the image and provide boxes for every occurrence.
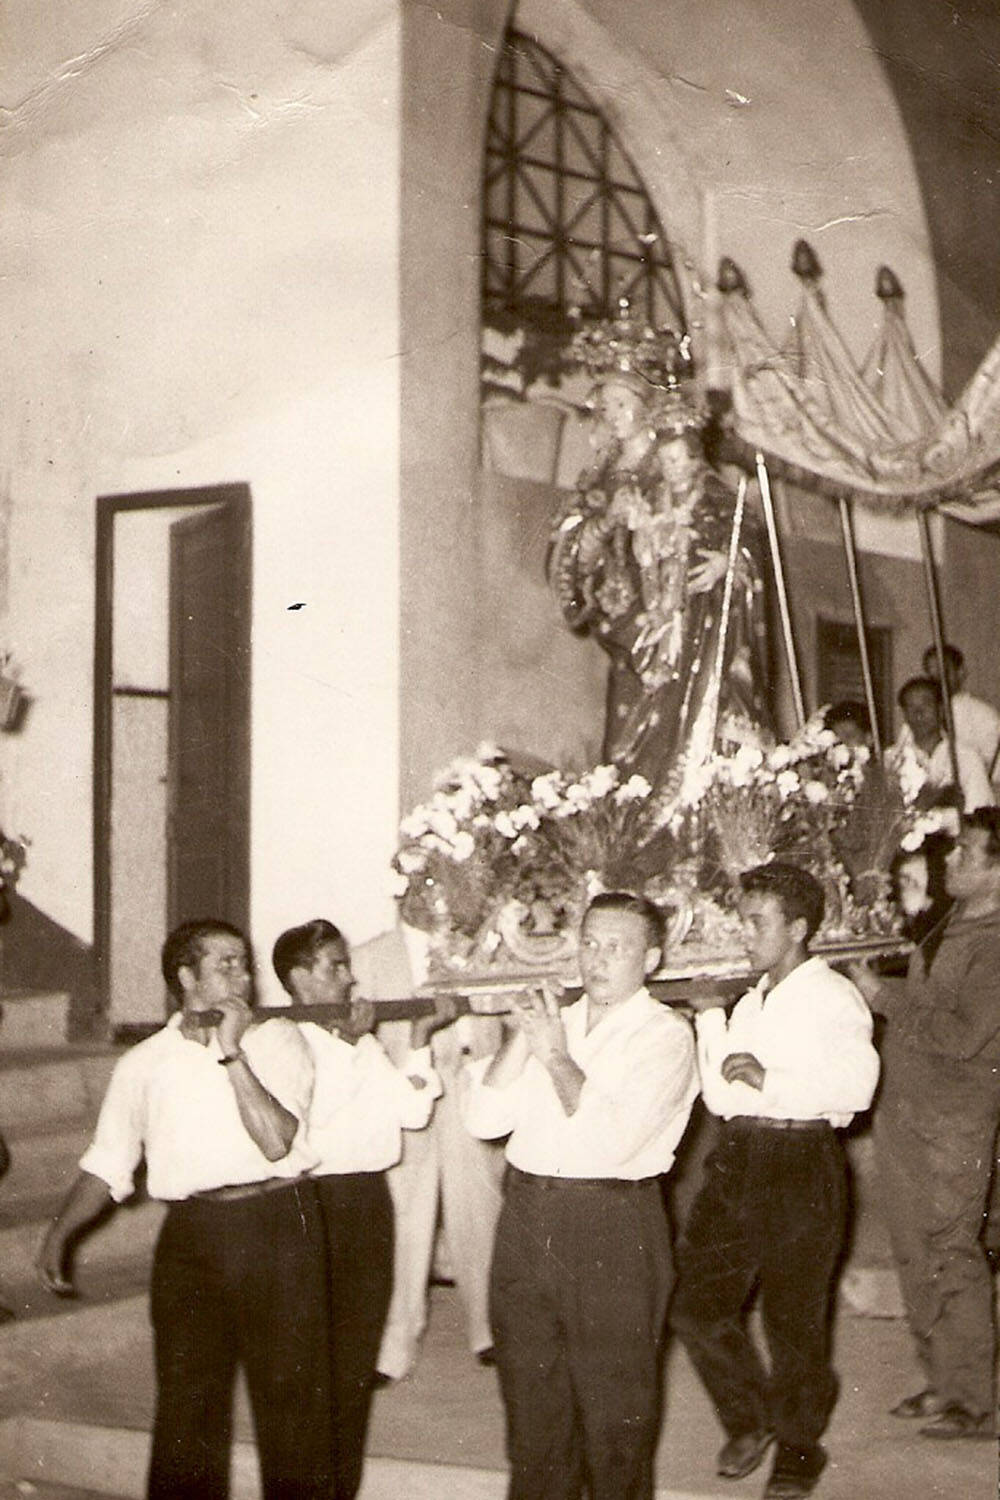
[148,1179,332,1500]
[670,1121,847,1450]
[875,1072,999,1415]
[314,1171,394,1500]
[491,1169,672,1500]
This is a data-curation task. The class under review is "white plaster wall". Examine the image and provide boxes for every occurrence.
[0,0,954,997]
[516,0,938,563]
[0,1,403,984]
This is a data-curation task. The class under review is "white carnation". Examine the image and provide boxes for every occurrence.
[614,774,652,804]
[531,772,564,810]
[451,830,476,862]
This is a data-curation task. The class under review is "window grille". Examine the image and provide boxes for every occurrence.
[482,29,686,331]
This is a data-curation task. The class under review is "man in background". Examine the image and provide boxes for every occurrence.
[351,885,506,1380]
[888,676,993,813]
[852,809,1000,1440]
[922,643,1000,787]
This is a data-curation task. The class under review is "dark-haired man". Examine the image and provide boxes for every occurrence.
[273,917,450,1500]
[852,808,1000,1440]
[889,675,993,813]
[463,891,698,1500]
[37,919,332,1500]
[824,698,872,750]
[672,863,878,1500]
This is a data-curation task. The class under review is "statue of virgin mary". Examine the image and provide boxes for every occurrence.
[547,319,772,808]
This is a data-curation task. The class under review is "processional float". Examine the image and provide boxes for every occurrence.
[285,245,1000,1025]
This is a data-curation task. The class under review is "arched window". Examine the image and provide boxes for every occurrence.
[482,29,686,331]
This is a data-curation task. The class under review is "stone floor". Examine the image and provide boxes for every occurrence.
[0,1283,996,1499]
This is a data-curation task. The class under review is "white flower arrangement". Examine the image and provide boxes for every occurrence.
[899,805,960,852]
[392,719,920,973]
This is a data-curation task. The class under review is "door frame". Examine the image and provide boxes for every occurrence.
[93,483,252,1014]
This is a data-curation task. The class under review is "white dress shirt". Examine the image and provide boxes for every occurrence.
[951,692,1000,778]
[890,727,995,810]
[695,956,879,1128]
[299,1023,442,1174]
[80,1015,318,1202]
[463,988,698,1180]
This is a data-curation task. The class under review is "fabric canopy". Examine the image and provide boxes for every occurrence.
[715,243,1000,515]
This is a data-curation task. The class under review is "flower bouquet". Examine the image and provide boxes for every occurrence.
[392,716,923,982]
[682,715,868,919]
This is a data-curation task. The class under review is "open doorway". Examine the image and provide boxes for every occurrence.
[93,484,251,1029]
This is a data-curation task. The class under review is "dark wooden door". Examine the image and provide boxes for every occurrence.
[167,503,251,930]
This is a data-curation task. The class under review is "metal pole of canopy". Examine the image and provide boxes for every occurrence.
[705,474,748,751]
[754,451,806,729]
[837,495,882,758]
[917,507,960,791]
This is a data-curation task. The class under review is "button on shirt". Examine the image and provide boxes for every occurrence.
[80,1014,317,1202]
[299,1023,442,1174]
[463,988,698,1180]
[695,956,879,1128]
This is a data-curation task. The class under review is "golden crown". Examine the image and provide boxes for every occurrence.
[569,301,707,434]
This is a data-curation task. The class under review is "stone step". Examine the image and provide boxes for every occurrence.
[0,1481,129,1499]
[0,1416,722,1500]
[0,993,71,1050]
[0,1415,516,1500]
[0,1198,162,1301]
[0,1050,119,1134]
[0,1125,94,1228]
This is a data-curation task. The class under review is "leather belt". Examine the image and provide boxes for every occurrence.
[726,1116,831,1133]
[508,1166,654,1191]
[188,1175,305,1204]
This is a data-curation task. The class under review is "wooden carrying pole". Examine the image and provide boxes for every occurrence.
[755,452,806,728]
[837,496,882,758]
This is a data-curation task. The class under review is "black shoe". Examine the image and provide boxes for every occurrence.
[890,1388,940,1419]
[716,1428,774,1479]
[476,1347,496,1367]
[919,1404,995,1440]
[763,1442,827,1500]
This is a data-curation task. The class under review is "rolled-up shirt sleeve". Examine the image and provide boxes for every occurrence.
[373,1041,442,1129]
[694,1007,734,1117]
[79,1051,146,1203]
[462,1053,523,1140]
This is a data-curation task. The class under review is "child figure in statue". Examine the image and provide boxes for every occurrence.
[548,322,771,807]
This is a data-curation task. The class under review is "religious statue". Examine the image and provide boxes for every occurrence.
[547,315,771,808]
